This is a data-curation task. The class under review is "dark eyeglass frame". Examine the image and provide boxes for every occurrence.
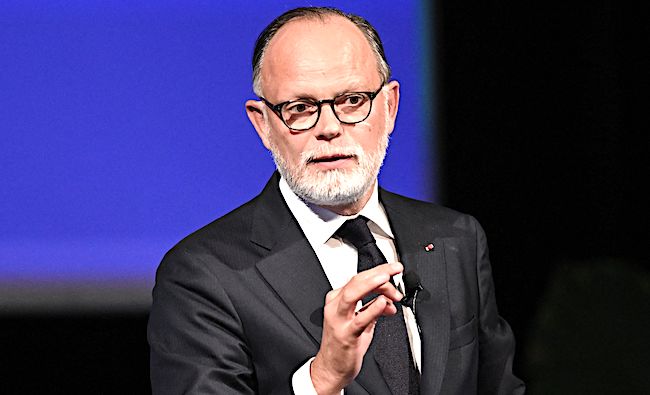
[259,83,385,131]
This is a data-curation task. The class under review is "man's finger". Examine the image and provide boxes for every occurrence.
[335,263,403,313]
[350,295,393,336]
[325,288,341,303]
[372,280,403,302]
[335,272,392,316]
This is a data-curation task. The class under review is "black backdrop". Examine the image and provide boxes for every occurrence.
[435,1,647,393]
[3,2,647,393]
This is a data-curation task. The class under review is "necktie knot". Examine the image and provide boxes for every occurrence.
[336,216,387,270]
[335,216,376,251]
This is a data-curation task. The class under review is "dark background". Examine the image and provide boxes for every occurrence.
[434,1,647,393]
[3,2,647,393]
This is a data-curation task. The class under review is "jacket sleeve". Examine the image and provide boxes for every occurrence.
[147,247,257,395]
[473,217,526,395]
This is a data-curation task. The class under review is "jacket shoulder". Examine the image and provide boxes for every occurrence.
[379,188,481,233]
[158,191,268,278]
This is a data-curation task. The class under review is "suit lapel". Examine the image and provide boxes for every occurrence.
[381,190,450,395]
[252,174,390,395]
[252,174,330,345]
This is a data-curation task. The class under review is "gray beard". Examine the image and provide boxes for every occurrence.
[268,134,389,207]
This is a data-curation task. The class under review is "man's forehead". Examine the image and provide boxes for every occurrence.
[265,16,371,62]
[260,15,379,97]
[273,15,361,39]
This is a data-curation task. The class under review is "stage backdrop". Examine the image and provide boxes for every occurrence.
[0,0,437,311]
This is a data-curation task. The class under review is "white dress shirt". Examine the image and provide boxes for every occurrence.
[279,178,421,394]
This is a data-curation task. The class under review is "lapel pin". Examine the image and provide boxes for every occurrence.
[424,243,434,252]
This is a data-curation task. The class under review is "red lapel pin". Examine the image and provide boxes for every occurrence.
[424,243,434,252]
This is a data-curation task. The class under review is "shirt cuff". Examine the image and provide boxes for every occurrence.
[291,357,344,395]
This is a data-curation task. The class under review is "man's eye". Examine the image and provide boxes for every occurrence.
[348,95,362,105]
[340,94,366,106]
[285,102,315,114]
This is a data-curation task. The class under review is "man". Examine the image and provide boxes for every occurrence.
[148,7,524,395]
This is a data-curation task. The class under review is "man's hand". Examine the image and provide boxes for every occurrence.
[310,262,404,395]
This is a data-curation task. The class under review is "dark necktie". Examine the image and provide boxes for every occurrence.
[336,216,420,395]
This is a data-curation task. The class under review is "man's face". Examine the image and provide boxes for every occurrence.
[246,16,400,210]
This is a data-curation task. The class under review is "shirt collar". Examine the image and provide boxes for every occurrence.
[279,177,394,249]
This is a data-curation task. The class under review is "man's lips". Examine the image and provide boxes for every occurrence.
[308,154,355,163]
[307,154,356,169]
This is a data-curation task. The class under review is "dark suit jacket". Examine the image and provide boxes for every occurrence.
[148,173,524,394]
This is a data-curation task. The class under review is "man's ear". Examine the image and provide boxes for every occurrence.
[245,100,271,150]
[384,80,400,134]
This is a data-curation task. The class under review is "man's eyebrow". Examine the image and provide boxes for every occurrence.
[333,83,371,96]
[271,90,318,102]
[290,93,320,101]
[282,85,372,102]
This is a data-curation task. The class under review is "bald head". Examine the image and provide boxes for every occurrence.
[261,16,382,102]
[252,7,391,96]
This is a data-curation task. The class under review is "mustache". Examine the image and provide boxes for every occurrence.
[301,144,363,164]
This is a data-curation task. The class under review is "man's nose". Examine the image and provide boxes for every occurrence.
[314,104,342,140]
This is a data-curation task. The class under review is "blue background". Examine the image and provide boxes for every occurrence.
[0,1,437,308]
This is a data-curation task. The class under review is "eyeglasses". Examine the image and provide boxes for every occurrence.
[260,83,385,131]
